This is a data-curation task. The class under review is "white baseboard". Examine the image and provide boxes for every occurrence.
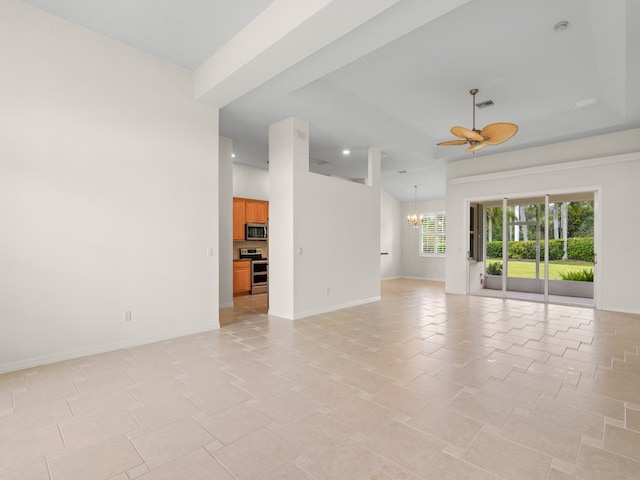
[290,296,382,320]
[599,304,640,315]
[400,276,446,283]
[381,276,402,281]
[0,322,220,375]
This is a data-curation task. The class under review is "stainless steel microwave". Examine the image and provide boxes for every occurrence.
[246,223,267,241]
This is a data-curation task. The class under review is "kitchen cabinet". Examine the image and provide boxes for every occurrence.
[245,200,268,224]
[233,198,246,241]
[233,260,251,295]
[233,197,269,242]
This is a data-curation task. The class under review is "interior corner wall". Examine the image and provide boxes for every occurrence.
[0,0,220,373]
[445,128,640,315]
[294,173,381,318]
[401,198,446,281]
[219,137,234,308]
[269,117,381,320]
[233,163,270,200]
[380,190,402,280]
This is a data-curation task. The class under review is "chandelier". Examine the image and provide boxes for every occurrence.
[407,185,423,228]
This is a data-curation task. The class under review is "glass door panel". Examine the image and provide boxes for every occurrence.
[480,194,594,306]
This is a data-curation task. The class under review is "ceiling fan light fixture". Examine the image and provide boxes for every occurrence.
[437,88,518,153]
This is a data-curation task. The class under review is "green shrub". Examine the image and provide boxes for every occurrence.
[559,268,594,282]
[485,238,593,262]
[547,240,565,261]
[486,262,503,275]
[567,238,594,262]
[486,241,502,257]
[521,241,538,259]
[508,241,526,259]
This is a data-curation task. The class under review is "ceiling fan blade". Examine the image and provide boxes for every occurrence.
[451,126,484,142]
[480,122,519,145]
[466,142,487,153]
[437,139,468,146]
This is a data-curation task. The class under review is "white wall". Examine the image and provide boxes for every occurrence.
[293,174,381,317]
[219,137,234,308]
[0,1,220,373]
[380,190,402,279]
[446,129,640,314]
[401,198,446,281]
[233,163,269,200]
[269,118,380,319]
[233,164,403,284]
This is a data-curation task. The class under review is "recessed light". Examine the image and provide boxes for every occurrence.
[231,153,236,158]
[553,20,569,33]
[342,149,350,155]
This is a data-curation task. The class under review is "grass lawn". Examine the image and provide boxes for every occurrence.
[486,258,594,280]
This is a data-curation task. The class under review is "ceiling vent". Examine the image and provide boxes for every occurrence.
[310,157,330,165]
[475,99,495,109]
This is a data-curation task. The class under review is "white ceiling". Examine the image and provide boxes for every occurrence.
[20,0,640,202]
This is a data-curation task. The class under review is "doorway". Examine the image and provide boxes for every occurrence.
[472,192,596,307]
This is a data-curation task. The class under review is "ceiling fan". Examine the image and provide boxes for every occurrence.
[437,88,518,153]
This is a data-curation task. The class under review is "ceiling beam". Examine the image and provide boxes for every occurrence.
[193,0,403,107]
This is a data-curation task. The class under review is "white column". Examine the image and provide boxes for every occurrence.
[268,117,309,319]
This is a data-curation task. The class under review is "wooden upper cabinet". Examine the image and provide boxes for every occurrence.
[233,198,268,241]
[245,200,268,224]
[233,198,246,241]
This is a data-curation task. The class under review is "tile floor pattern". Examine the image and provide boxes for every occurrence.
[1,279,640,479]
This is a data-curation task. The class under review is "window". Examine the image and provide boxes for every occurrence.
[421,213,446,255]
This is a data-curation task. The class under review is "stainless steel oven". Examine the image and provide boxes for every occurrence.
[239,248,268,295]
[250,259,268,294]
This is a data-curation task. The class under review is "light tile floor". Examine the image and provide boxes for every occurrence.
[1,279,640,479]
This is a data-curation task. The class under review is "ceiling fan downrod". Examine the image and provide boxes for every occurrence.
[470,88,478,135]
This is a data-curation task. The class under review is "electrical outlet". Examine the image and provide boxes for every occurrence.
[124,311,132,322]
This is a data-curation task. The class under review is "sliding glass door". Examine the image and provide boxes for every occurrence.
[477,192,595,306]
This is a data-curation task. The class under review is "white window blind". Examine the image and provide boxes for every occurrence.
[421,213,446,255]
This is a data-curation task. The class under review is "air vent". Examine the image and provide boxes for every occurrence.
[475,99,495,109]
[310,157,330,165]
